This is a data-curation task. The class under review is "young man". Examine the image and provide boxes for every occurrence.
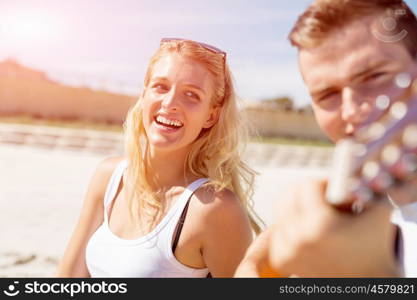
[235,0,417,277]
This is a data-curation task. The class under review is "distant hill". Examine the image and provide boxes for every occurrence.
[0,59,53,82]
[0,59,136,124]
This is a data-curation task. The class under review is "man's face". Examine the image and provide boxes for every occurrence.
[299,14,416,142]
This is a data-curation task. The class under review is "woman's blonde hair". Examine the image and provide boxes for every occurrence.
[123,39,263,234]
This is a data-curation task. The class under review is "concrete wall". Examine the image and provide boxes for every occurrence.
[0,77,135,124]
[244,107,330,142]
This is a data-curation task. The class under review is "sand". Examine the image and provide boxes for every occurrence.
[0,126,331,277]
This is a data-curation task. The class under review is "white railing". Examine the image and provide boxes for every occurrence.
[0,123,124,155]
[0,123,333,167]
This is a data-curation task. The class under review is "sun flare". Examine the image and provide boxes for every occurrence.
[0,12,60,42]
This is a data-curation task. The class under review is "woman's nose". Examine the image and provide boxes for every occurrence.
[161,90,180,112]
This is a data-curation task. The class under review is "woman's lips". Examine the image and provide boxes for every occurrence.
[155,115,184,127]
[153,116,183,132]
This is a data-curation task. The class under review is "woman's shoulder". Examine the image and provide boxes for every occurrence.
[190,185,252,245]
[95,156,126,176]
[86,156,126,201]
[192,185,247,220]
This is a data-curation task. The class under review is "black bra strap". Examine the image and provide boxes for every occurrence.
[394,225,402,260]
[171,198,212,278]
[172,199,191,253]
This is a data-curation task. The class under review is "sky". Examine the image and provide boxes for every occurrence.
[0,0,416,107]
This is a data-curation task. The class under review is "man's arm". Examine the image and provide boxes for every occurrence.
[267,179,400,277]
[234,228,281,277]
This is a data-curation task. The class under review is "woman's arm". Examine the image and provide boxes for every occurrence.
[199,189,254,277]
[55,157,121,277]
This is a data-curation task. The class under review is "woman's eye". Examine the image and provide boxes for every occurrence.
[185,91,200,100]
[153,84,168,92]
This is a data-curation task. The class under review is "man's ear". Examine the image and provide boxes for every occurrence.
[203,105,221,129]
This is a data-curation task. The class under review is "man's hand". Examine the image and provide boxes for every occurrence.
[267,179,400,277]
[234,228,281,277]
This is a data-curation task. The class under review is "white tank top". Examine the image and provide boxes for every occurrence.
[85,160,210,277]
[391,202,417,277]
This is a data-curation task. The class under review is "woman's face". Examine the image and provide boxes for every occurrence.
[142,53,219,153]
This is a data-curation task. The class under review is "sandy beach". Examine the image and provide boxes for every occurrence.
[0,125,331,277]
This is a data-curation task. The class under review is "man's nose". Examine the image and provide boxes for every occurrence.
[161,89,180,112]
[341,87,372,125]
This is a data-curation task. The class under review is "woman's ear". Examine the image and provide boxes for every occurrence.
[140,89,145,99]
[203,105,221,129]
[136,89,145,108]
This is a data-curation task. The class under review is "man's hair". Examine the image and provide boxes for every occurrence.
[289,0,417,58]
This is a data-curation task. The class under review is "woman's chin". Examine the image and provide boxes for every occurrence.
[146,129,196,154]
[148,136,182,152]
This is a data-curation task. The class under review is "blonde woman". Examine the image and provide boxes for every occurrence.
[56,38,262,278]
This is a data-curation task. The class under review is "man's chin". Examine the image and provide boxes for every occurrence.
[387,178,417,207]
[329,135,343,144]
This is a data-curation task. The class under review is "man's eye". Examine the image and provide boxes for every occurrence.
[365,72,387,81]
[317,91,337,102]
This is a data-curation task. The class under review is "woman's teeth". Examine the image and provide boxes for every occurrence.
[156,115,183,127]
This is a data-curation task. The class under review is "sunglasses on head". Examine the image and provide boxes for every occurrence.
[160,38,228,102]
[160,38,227,59]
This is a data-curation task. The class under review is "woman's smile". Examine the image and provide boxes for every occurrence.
[153,114,184,133]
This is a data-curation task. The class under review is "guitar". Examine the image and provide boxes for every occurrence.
[326,72,417,213]
[258,73,417,278]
